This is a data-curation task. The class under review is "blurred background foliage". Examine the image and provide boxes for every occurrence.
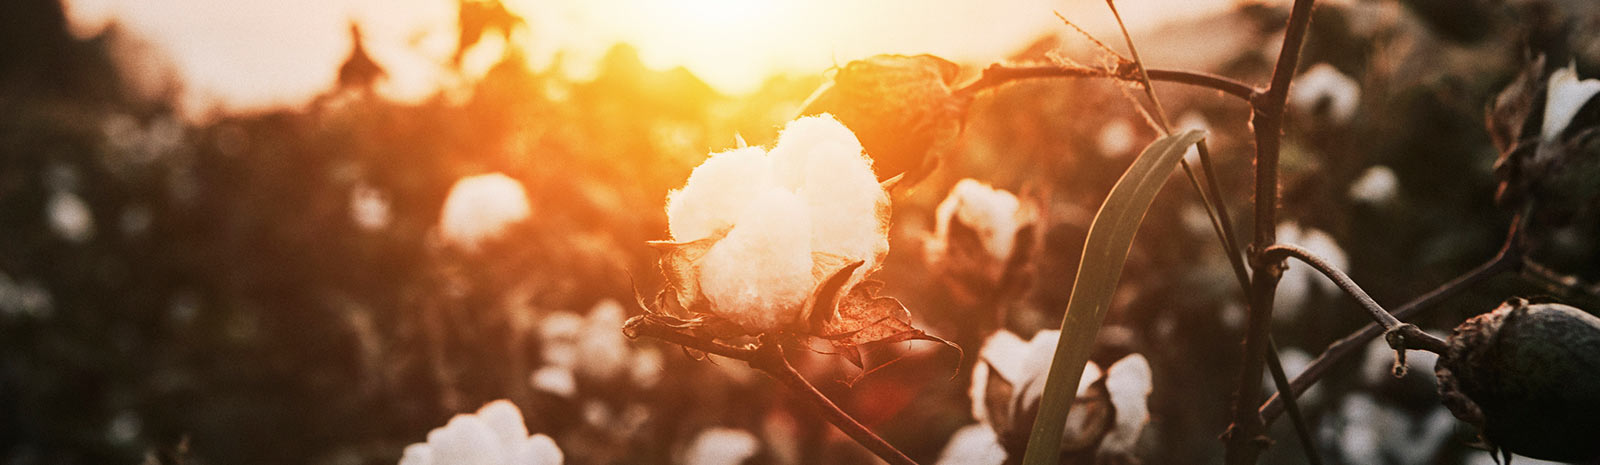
[2,0,1598,464]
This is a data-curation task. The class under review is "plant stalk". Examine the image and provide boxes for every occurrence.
[1226,0,1317,462]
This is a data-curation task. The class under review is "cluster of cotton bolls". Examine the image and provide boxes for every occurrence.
[938,329,1153,464]
[438,173,533,251]
[663,115,890,333]
[400,400,563,465]
[531,299,663,398]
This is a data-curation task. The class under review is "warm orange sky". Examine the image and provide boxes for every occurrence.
[61,0,1234,120]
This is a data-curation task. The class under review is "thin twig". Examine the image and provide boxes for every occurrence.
[1259,234,1522,423]
[954,64,1258,101]
[623,317,917,465]
[1265,336,1324,465]
[1100,1,1253,294]
[1261,245,1399,331]
[1261,244,1450,350]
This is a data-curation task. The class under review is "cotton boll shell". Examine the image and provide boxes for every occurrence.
[768,115,891,269]
[698,188,816,332]
[798,54,967,184]
[1436,299,1600,461]
[665,146,773,242]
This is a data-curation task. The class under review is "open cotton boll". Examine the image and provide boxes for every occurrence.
[768,115,890,268]
[935,179,1025,261]
[665,147,772,242]
[1542,64,1600,143]
[697,188,816,331]
[1289,63,1361,124]
[1348,165,1399,205]
[439,173,531,251]
[935,424,1007,465]
[681,428,761,465]
[1101,354,1153,456]
[399,400,562,465]
[577,300,630,381]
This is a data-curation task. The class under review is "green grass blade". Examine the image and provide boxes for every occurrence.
[1020,129,1206,465]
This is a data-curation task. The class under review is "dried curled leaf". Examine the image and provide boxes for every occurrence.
[809,270,959,369]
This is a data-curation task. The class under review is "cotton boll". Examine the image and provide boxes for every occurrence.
[1098,120,1136,158]
[1101,354,1153,456]
[475,400,530,447]
[1541,64,1600,142]
[47,191,95,243]
[769,115,889,268]
[681,428,761,465]
[935,424,1007,465]
[426,415,507,465]
[439,173,531,251]
[529,366,576,398]
[698,188,816,332]
[969,330,1027,425]
[538,311,584,369]
[399,443,434,465]
[1289,64,1361,124]
[971,330,1102,426]
[509,435,563,465]
[401,400,563,465]
[1348,165,1399,205]
[934,179,1025,262]
[1274,222,1348,323]
[576,300,630,381]
[665,147,773,242]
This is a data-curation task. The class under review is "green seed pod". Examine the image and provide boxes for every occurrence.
[1435,299,1600,462]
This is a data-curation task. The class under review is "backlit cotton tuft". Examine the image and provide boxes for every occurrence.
[399,400,563,465]
[439,173,532,251]
[664,115,890,333]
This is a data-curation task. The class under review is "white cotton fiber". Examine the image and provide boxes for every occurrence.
[439,173,532,251]
[1543,64,1600,142]
[768,115,889,267]
[664,116,892,333]
[399,400,563,465]
[697,188,816,331]
[935,179,1025,261]
[666,147,772,242]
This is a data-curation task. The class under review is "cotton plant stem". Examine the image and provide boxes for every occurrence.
[1259,235,1523,423]
[1226,0,1317,462]
[623,318,917,465]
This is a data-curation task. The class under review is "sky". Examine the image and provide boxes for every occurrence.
[60,0,1234,120]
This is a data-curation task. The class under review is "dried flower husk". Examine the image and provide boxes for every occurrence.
[1436,299,1600,461]
[800,54,970,188]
